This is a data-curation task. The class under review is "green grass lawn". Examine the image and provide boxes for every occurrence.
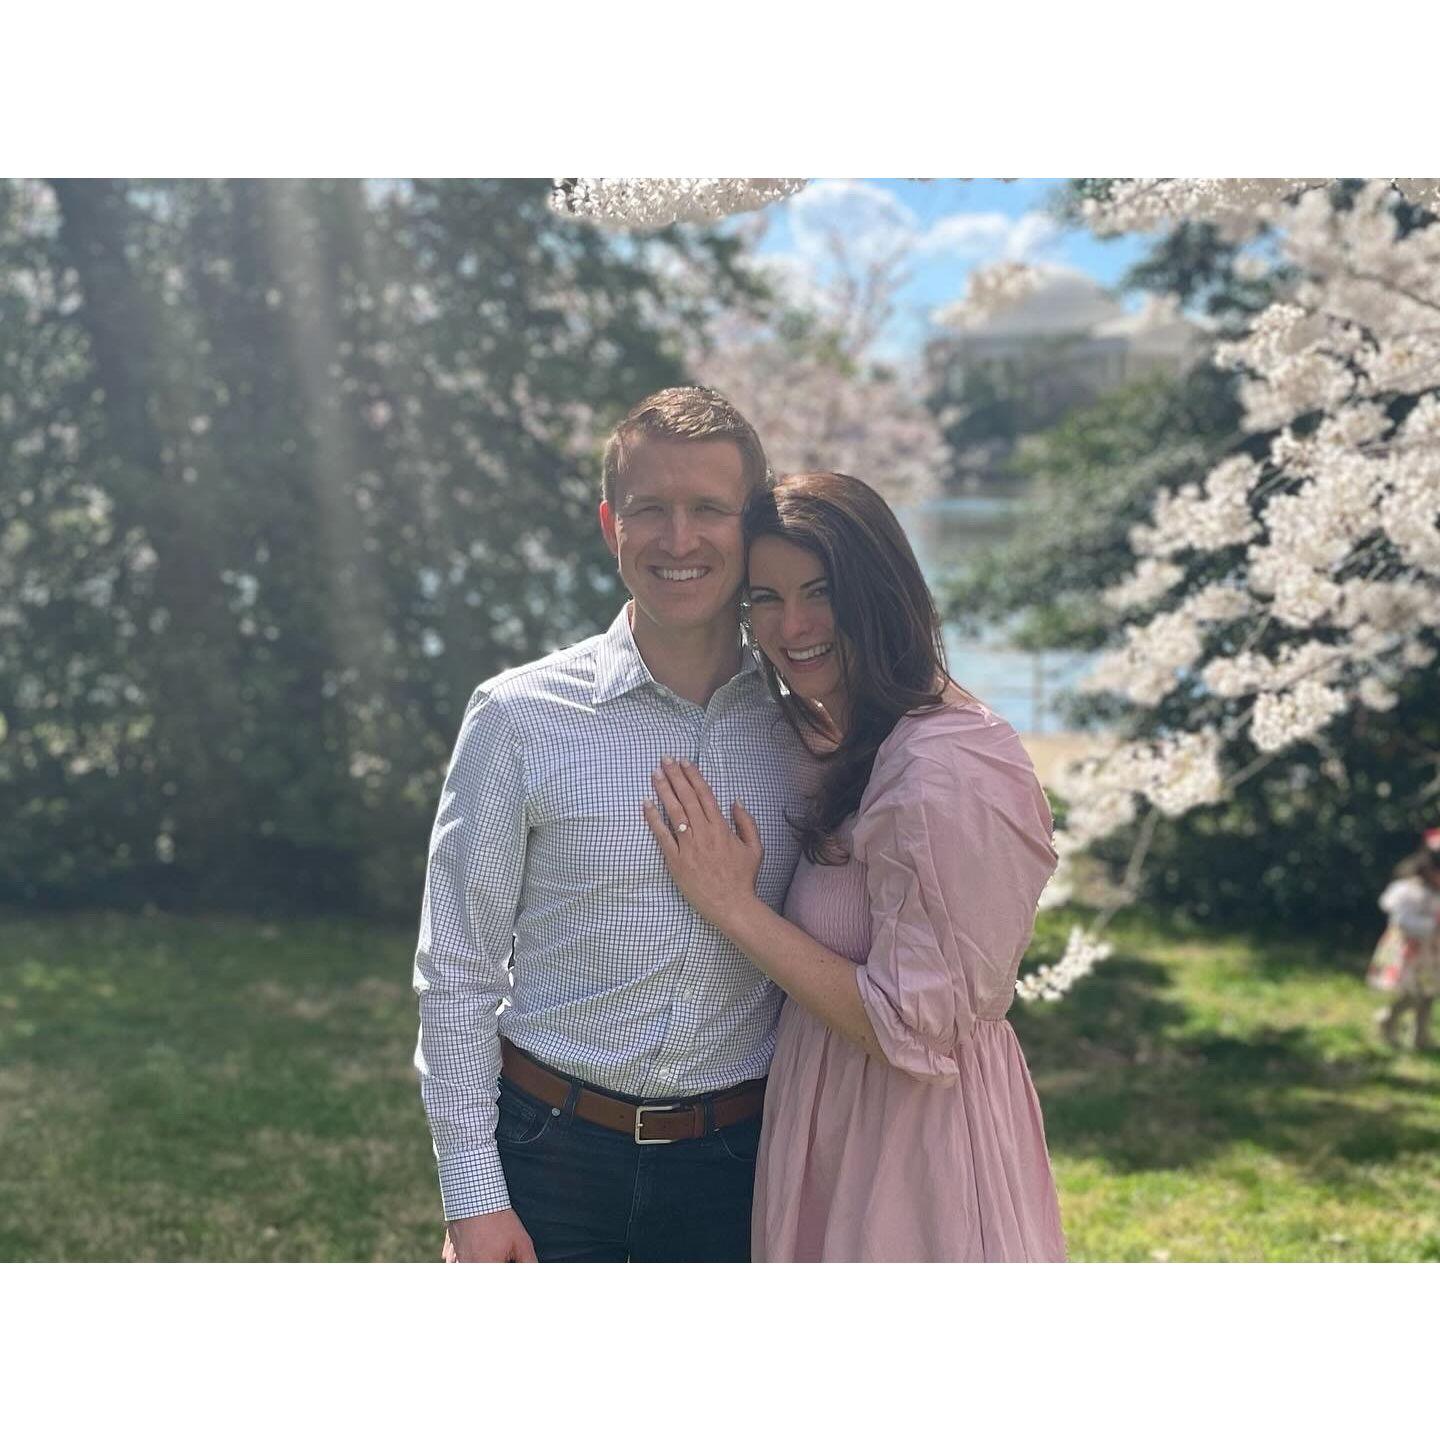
[1,907,1436,1261]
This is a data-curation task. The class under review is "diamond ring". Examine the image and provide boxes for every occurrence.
[676,823,689,834]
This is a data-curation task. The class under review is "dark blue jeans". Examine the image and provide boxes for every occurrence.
[496,1073,762,1262]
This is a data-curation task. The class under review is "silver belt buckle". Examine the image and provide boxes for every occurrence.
[634,1102,681,1144]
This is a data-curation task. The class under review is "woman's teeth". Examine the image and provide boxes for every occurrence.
[786,643,833,662]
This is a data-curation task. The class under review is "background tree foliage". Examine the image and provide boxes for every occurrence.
[0,179,761,916]
[945,366,1244,656]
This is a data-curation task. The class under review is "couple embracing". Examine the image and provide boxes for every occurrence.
[413,386,1066,1262]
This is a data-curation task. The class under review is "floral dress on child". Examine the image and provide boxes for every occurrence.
[1367,877,1440,997]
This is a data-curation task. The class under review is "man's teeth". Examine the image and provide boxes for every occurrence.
[786,643,833,662]
[656,568,708,581]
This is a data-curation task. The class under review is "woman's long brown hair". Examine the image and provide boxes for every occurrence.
[743,472,965,863]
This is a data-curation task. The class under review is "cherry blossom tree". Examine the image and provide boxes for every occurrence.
[1004,179,1440,996]
[551,178,945,504]
[688,192,945,506]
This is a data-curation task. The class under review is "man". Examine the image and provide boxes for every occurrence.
[413,387,815,1262]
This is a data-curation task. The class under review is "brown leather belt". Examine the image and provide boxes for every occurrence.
[500,1038,766,1144]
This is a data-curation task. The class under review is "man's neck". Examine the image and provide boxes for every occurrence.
[628,602,744,709]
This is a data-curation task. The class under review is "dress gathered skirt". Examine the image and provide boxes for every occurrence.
[752,702,1067,1262]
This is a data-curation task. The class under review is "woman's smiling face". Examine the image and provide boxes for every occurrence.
[746,535,847,721]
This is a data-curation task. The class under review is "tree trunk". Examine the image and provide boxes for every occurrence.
[50,179,240,885]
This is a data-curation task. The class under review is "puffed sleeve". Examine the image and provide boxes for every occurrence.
[851,709,1058,1083]
[1381,879,1439,937]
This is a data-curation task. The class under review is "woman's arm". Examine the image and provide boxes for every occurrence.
[721,894,883,1060]
[644,758,883,1060]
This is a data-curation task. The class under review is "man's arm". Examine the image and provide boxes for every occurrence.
[413,685,532,1258]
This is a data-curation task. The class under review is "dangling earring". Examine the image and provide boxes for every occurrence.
[740,600,762,662]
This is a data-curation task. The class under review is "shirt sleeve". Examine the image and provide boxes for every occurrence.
[851,720,1058,1083]
[413,685,528,1221]
[1381,879,1438,937]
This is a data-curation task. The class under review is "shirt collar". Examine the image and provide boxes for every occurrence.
[592,603,759,707]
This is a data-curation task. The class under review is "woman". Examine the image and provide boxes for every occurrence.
[642,472,1066,1261]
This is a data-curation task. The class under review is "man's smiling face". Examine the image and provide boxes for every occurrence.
[599,438,751,636]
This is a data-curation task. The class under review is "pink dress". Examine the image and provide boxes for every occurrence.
[753,702,1067,1262]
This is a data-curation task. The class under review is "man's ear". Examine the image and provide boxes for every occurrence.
[598,499,619,558]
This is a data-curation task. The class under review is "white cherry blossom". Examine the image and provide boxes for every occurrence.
[1129,454,1261,558]
[1015,926,1115,1003]
[1250,680,1349,752]
[1102,558,1185,612]
[549,179,808,230]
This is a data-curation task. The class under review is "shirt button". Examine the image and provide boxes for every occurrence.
[657,1065,671,1078]
[680,986,695,999]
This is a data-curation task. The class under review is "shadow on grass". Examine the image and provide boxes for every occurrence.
[1012,945,1440,1188]
[5,910,1440,1257]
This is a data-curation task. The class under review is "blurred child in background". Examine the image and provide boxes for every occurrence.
[1369,830,1440,1051]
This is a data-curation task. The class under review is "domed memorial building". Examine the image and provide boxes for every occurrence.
[926,265,1207,487]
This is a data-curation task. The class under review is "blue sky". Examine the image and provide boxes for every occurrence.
[749,178,1154,357]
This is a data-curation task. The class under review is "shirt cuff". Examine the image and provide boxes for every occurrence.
[437,1144,512,1221]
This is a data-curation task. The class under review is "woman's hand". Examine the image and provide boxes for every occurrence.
[644,757,764,930]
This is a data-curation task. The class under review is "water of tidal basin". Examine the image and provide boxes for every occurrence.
[898,492,1091,736]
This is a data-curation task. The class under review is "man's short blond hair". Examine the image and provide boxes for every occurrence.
[601,386,769,507]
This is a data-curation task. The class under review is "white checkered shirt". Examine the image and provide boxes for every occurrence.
[413,606,816,1221]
